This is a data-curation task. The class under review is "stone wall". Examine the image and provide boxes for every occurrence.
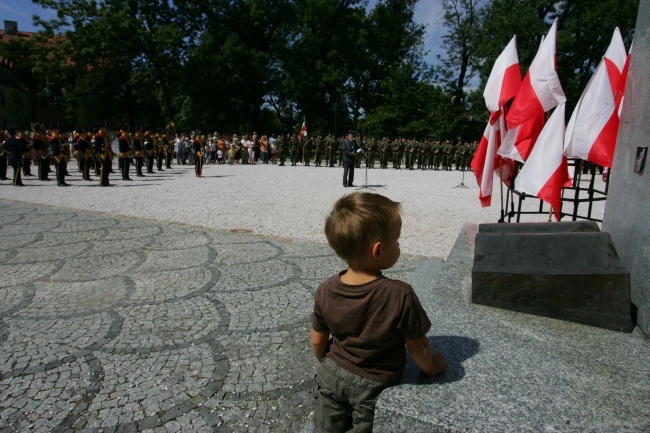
[602,0,650,337]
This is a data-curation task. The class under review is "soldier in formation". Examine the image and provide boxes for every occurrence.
[4,125,26,186]
[314,135,323,167]
[289,134,300,166]
[48,123,69,187]
[117,126,133,181]
[32,124,51,181]
[94,121,112,187]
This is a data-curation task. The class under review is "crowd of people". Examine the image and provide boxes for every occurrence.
[1,122,479,188]
[172,131,479,171]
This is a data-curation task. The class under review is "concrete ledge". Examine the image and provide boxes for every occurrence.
[373,225,649,433]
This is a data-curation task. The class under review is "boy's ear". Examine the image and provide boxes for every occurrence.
[371,241,382,261]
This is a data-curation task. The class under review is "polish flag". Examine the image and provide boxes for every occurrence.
[484,36,521,113]
[506,19,566,129]
[498,113,545,162]
[515,103,571,221]
[471,112,513,207]
[564,28,628,168]
[300,121,308,137]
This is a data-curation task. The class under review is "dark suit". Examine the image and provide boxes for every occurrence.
[342,138,360,187]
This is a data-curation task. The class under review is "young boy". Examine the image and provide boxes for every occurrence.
[311,192,446,433]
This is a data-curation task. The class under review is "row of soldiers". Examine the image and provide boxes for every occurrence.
[271,134,478,171]
[0,122,178,187]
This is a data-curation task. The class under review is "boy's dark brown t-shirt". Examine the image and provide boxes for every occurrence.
[312,272,431,384]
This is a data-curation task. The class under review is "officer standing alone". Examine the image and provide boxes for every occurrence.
[342,131,361,188]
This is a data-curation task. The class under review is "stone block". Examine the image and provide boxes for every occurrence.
[478,221,600,234]
[472,225,633,332]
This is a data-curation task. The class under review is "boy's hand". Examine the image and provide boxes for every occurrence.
[405,336,446,378]
[429,352,446,377]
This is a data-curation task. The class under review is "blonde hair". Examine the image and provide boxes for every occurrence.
[325,192,401,262]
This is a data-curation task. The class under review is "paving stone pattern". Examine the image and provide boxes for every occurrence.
[0,199,419,432]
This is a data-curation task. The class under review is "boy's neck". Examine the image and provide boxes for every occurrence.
[340,267,382,286]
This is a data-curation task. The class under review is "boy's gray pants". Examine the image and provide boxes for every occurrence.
[313,357,391,433]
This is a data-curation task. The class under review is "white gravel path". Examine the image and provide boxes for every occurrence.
[0,162,606,260]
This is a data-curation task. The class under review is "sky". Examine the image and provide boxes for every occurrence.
[2,0,446,66]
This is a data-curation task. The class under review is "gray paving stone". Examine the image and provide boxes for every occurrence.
[0,198,417,432]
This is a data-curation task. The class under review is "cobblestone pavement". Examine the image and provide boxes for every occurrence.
[0,199,421,432]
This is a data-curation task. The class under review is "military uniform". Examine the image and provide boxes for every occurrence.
[378,138,389,169]
[355,137,363,169]
[4,127,26,186]
[155,129,166,171]
[302,136,313,166]
[32,126,52,181]
[143,128,155,173]
[118,128,133,181]
[132,128,145,177]
[442,141,453,171]
[405,140,415,170]
[391,139,402,169]
[94,124,112,187]
[324,135,336,167]
[76,130,94,181]
[289,135,299,166]
[165,132,174,169]
[277,135,287,166]
[365,138,376,168]
[193,135,203,177]
[49,125,69,186]
[418,141,429,170]
[0,133,8,180]
[314,136,323,166]
[20,132,33,177]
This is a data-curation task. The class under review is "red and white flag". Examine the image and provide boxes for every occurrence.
[300,121,308,137]
[506,19,566,129]
[498,113,545,163]
[473,36,520,207]
[484,35,521,113]
[471,112,513,207]
[515,103,571,221]
[564,28,628,168]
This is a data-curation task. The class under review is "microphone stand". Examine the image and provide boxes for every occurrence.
[356,147,374,190]
[453,167,469,189]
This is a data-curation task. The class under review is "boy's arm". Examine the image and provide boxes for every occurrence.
[405,336,446,377]
[310,329,330,363]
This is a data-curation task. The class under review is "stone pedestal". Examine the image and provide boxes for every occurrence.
[472,223,633,332]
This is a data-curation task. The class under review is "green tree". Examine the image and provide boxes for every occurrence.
[470,0,637,113]
[435,0,488,114]
[33,0,186,127]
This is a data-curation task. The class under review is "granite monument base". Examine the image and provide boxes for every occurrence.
[472,222,633,332]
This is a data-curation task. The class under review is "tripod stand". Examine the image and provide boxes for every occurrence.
[454,168,469,189]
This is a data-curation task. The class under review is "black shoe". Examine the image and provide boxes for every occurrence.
[348,184,355,187]
[43,178,52,181]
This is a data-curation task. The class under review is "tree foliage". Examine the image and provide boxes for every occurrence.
[0,0,639,139]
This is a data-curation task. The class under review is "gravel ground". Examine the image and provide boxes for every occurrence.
[0,161,606,260]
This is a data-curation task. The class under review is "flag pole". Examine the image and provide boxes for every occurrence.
[499,161,505,222]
